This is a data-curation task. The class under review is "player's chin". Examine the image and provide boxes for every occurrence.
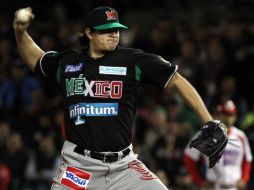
[105,43,118,51]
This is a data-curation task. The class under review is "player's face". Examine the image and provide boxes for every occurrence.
[90,29,120,51]
[220,114,236,126]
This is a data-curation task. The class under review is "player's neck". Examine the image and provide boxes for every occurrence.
[88,48,104,59]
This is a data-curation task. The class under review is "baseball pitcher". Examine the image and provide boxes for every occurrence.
[13,6,227,190]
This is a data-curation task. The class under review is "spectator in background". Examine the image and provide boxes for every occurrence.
[0,59,44,141]
[151,121,187,187]
[210,75,248,123]
[195,36,227,104]
[0,119,10,156]
[173,38,201,84]
[0,120,11,190]
[25,135,61,190]
[174,166,195,190]
[155,170,170,188]
[133,19,178,60]
[144,106,168,150]
[0,38,13,68]
[2,133,29,190]
[223,21,248,63]
[164,96,201,130]
[0,59,42,120]
[0,62,8,90]
[139,106,168,171]
[0,119,11,190]
[32,109,64,151]
[0,161,11,190]
[241,100,254,190]
[184,100,253,190]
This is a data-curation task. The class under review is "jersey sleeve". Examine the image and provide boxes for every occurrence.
[133,49,178,89]
[240,132,253,182]
[184,132,202,161]
[184,144,202,161]
[183,154,205,186]
[34,51,61,79]
[242,132,253,162]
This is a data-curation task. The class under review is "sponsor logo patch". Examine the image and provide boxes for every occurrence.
[99,66,127,76]
[61,166,91,190]
[69,102,118,125]
[65,63,84,73]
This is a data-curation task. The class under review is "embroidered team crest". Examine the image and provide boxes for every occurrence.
[61,166,91,190]
[105,11,117,20]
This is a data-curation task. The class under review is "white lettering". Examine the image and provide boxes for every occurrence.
[83,80,94,96]
[69,103,118,124]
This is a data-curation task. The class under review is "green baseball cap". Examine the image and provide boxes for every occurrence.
[85,6,128,30]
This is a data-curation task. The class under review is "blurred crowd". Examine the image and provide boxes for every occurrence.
[1,0,254,189]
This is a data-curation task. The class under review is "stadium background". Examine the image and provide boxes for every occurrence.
[0,0,254,189]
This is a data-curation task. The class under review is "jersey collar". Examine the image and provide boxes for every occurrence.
[81,45,120,61]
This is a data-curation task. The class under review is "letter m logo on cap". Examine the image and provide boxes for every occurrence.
[105,11,117,20]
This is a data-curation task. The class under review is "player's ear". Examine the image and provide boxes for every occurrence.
[85,28,93,40]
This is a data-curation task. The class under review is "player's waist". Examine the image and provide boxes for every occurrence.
[66,140,133,163]
[65,134,131,153]
[218,184,237,190]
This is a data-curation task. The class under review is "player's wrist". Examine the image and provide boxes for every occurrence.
[14,29,26,36]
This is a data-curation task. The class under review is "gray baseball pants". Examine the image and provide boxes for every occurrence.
[51,140,168,190]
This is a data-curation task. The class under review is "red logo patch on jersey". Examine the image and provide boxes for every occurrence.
[105,11,117,20]
[61,166,91,190]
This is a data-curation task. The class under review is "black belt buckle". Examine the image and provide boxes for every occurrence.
[122,148,130,158]
[104,153,118,163]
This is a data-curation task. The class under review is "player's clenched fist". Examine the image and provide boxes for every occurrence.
[13,7,35,34]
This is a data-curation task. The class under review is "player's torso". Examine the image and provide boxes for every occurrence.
[58,48,138,151]
[206,127,245,185]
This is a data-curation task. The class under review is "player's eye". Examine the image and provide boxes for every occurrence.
[96,29,119,34]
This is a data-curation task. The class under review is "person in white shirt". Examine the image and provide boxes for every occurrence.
[184,100,253,190]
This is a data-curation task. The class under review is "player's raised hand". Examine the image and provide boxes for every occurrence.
[13,7,35,34]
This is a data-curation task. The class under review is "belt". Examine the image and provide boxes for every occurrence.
[219,184,236,189]
[74,145,131,163]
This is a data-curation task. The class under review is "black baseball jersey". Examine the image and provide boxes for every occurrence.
[35,47,178,152]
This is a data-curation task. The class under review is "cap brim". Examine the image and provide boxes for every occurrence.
[94,22,128,30]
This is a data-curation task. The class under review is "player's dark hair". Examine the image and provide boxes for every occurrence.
[76,27,96,47]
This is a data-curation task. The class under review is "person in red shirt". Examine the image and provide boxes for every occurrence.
[0,163,11,190]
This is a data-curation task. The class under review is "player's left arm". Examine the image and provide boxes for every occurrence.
[167,72,228,168]
[167,72,212,123]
